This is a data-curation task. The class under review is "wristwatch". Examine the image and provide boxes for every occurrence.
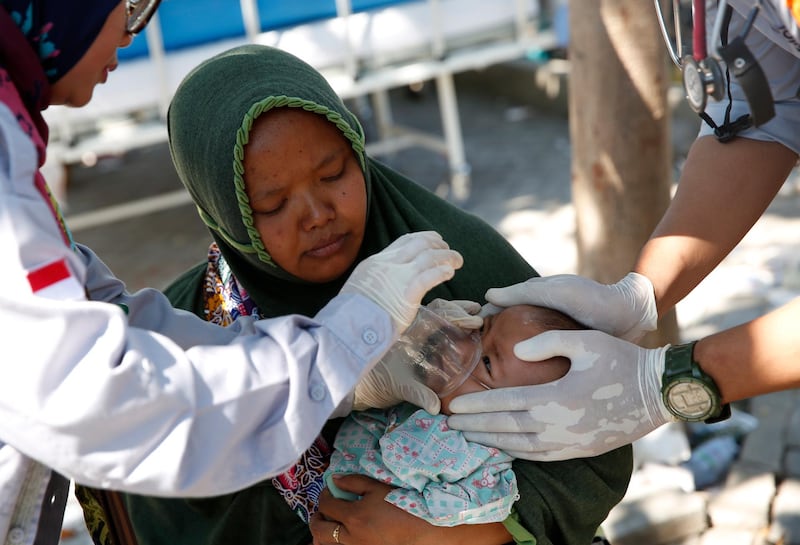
[661,342,730,423]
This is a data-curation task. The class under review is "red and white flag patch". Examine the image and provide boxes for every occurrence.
[27,258,85,300]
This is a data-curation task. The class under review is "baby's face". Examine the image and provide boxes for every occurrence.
[439,305,570,415]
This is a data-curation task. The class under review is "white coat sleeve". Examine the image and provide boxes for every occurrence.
[0,105,393,498]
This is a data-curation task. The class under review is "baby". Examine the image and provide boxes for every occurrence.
[439,303,577,414]
[325,304,582,533]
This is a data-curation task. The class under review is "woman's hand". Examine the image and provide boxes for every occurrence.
[309,475,511,545]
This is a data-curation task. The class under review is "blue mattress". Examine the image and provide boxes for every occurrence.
[120,0,416,60]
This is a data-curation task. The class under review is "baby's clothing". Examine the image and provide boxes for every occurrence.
[326,403,518,526]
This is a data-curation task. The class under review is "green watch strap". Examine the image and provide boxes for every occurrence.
[665,341,730,423]
[665,342,695,377]
[706,401,732,424]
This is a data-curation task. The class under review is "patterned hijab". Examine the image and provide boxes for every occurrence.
[167,44,538,319]
[1,0,119,82]
[0,0,120,139]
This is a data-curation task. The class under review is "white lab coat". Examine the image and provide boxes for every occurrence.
[0,100,393,544]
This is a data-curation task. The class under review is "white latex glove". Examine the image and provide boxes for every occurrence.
[343,231,463,414]
[353,355,440,414]
[426,298,483,330]
[483,271,658,342]
[341,231,463,332]
[447,329,676,461]
[352,299,480,414]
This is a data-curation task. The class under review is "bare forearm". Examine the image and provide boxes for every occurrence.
[695,297,800,403]
[634,136,796,316]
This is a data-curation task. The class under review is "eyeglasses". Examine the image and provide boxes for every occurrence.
[126,0,162,35]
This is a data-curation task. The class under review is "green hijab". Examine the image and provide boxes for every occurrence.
[166,43,527,317]
[122,44,631,545]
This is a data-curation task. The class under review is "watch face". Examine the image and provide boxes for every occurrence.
[666,380,714,419]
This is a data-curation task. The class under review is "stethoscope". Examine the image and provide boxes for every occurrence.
[654,0,775,133]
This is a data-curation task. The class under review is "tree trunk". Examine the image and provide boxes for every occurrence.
[568,0,679,346]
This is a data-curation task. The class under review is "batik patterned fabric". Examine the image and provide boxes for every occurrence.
[201,242,330,523]
[201,243,260,325]
[270,437,331,523]
[327,403,518,526]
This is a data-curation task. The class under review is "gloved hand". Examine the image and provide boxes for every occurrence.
[343,231,463,415]
[341,231,464,332]
[447,329,676,460]
[426,298,483,330]
[483,271,658,342]
[353,355,441,414]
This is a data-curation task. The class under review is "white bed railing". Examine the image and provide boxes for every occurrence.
[45,0,556,204]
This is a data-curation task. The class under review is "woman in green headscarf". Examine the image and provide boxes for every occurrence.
[120,44,631,545]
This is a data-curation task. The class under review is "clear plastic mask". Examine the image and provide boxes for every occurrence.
[382,305,482,398]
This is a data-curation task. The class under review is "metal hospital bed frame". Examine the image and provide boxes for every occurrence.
[44,0,556,207]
